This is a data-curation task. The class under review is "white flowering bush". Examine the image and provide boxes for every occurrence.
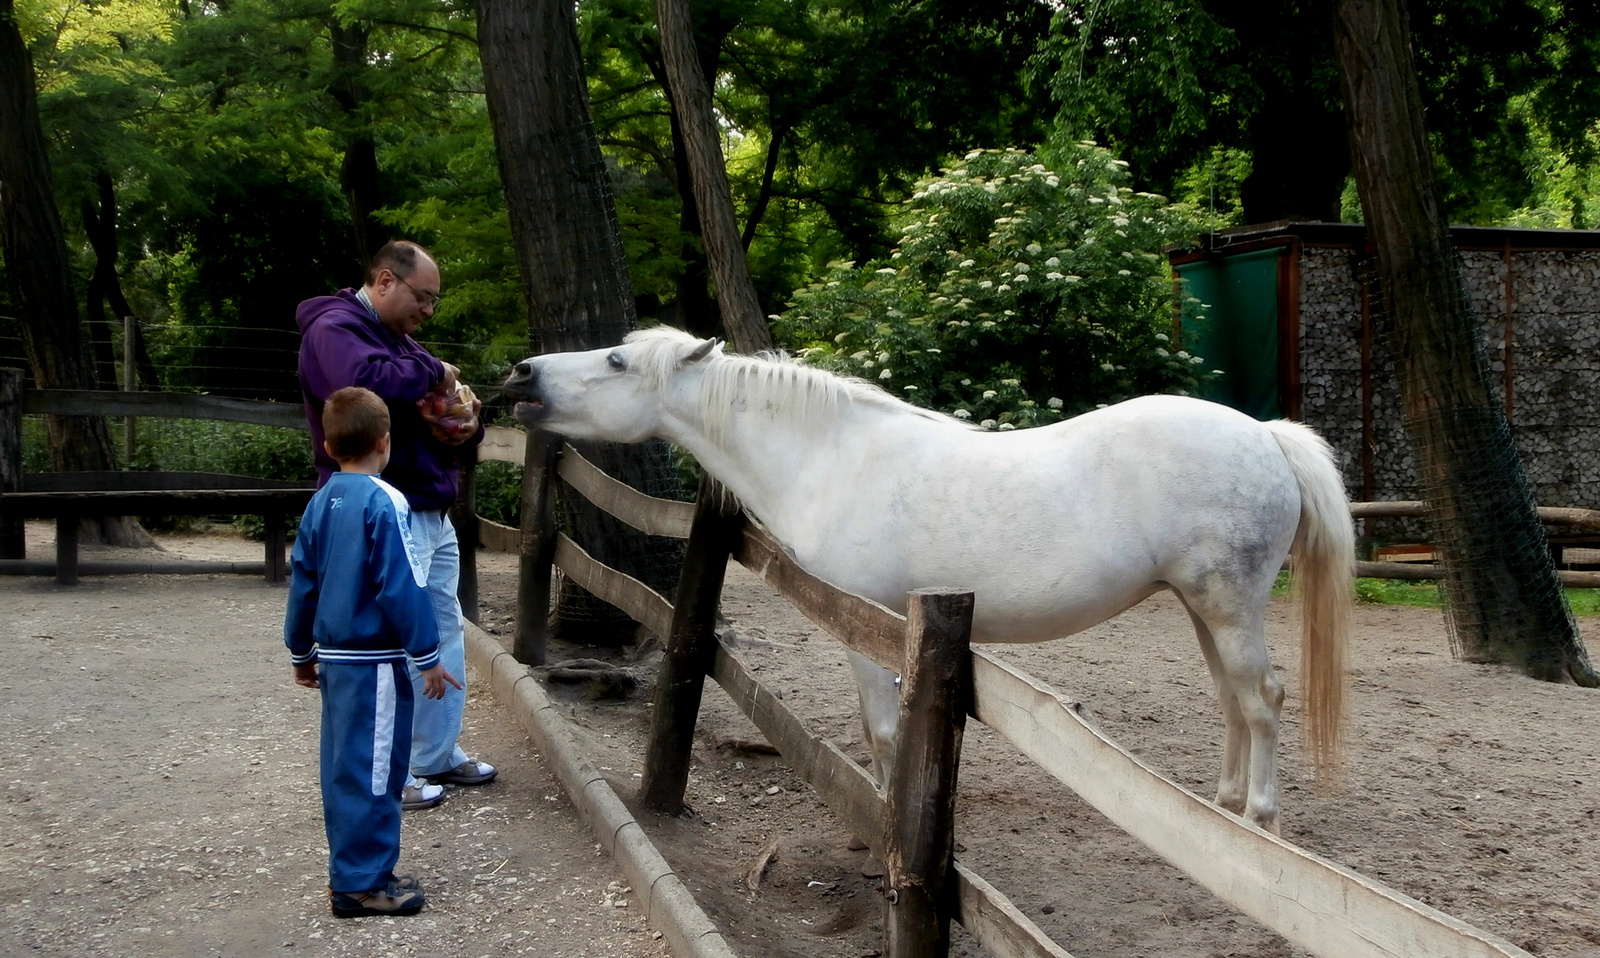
[775,143,1215,428]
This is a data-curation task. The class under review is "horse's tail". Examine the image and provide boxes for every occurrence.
[1265,419,1353,782]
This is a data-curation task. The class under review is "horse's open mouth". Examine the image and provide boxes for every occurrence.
[513,400,543,417]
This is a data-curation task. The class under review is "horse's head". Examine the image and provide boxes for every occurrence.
[502,328,721,443]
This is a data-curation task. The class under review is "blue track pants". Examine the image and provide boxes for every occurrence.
[320,660,413,893]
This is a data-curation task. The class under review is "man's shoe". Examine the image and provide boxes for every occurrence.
[426,759,497,786]
[329,880,426,918]
[402,782,446,810]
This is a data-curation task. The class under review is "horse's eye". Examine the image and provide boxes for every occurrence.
[606,352,626,372]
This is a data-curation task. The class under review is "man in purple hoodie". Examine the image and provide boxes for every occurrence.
[296,239,496,811]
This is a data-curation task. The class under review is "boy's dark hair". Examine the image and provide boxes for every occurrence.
[323,387,390,460]
[365,240,432,286]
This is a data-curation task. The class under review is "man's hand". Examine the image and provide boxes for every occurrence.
[293,663,319,689]
[439,362,460,393]
[421,664,464,699]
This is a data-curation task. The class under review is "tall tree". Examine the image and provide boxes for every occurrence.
[477,0,685,645]
[1332,0,1596,685]
[0,0,145,544]
[580,0,1054,325]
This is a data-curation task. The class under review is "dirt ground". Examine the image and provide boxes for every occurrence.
[5,523,1600,958]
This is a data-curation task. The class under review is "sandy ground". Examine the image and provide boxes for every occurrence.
[5,521,1600,958]
[479,562,1600,958]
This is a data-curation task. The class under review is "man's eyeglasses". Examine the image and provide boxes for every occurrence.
[393,272,441,308]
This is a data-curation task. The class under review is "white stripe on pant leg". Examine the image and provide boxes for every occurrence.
[372,666,397,796]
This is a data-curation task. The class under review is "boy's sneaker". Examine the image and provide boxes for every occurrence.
[329,880,426,918]
[402,782,445,811]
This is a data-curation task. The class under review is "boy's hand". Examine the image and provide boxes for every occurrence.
[421,664,463,699]
[293,663,319,689]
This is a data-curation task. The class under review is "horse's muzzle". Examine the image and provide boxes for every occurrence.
[502,360,545,423]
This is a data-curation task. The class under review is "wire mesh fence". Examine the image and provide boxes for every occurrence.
[1357,245,1589,678]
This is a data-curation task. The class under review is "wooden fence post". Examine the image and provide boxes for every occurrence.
[513,430,561,665]
[264,509,287,583]
[0,368,23,559]
[883,588,974,958]
[639,477,742,813]
[453,456,480,624]
[122,316,136,467]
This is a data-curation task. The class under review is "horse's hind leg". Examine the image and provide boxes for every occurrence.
[1183,608,1250,816]
[1178,595,1285,834]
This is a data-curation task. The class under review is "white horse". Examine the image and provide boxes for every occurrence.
[503,326,1352,833]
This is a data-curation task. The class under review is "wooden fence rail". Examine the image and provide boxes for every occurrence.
[521,433,1533,958]
[1349,499,1600,587]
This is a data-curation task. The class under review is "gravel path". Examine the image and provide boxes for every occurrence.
[0,525,671,958]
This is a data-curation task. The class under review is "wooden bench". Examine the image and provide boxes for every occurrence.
[0,471,315,585]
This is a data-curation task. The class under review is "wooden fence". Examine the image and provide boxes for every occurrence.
[490,431,1536,958]
[0,371,315,584]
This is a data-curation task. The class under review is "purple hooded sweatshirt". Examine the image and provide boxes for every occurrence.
[295,289,481,511]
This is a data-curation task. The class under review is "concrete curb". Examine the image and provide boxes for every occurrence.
[464,622,738,958]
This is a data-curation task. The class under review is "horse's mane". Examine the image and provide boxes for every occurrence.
[623,326,962,443]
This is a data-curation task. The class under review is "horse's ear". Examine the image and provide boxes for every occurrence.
[684,337,720,364]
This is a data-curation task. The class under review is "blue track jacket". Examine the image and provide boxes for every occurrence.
[285,473,442,670]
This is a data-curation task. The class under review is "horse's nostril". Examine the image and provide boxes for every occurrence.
[514,361,532,377]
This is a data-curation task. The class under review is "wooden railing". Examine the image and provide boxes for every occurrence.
[503,433,1535,958]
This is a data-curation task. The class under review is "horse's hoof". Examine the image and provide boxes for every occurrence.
[860,856,885,878]
[846,836,869,851]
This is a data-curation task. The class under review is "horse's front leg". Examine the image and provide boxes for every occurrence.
[1185,609,1251,816]
[845,648,901,787]
[844,649,899,876]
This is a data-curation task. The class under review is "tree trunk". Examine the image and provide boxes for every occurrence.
[82,171,158,390]
[82,194,118,388]
[668,100,721,339]
[1332,0,1596,685]
[654,0,773,353]
[627,32,723,340]
[477,0,687,646]
[1241,88,1349,224]
[0,0,147,547]
[329,21,387,263]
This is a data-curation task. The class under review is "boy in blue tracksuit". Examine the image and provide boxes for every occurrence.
[285,386,462,918]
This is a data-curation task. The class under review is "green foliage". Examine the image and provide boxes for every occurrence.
[1171,147,1253,228]
[129,420,314,480]
[1030,0,1600,227]
[132,420,314,539]
[1568,590,1600,618]
[1354,577,1445,608]
[775,143,1213,428]
[472,460,523,528]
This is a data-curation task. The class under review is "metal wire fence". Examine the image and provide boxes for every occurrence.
[0,317,524,408]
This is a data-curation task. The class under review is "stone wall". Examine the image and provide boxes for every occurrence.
[1297,245,1600,523]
